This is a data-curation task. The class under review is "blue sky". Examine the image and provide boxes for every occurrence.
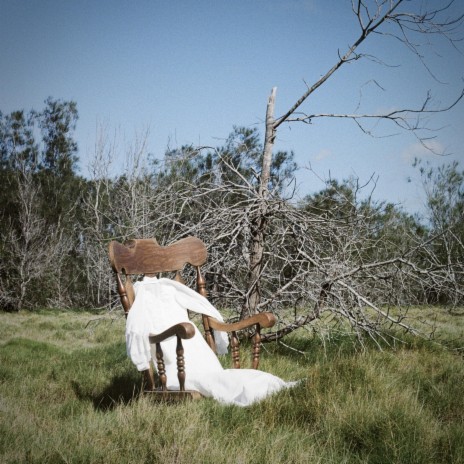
[1,0,463,214]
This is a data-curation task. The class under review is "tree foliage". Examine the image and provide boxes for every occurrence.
[416,160,464,304]
[0,99,84,310]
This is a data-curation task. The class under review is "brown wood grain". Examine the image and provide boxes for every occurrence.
[108,237,207,274]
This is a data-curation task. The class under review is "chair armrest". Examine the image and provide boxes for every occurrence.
[208,312,276,370]
[207,312,276,332]
[148,322,195,344]
[147,322,195,392]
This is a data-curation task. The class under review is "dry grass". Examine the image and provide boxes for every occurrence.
[1,307,463,463]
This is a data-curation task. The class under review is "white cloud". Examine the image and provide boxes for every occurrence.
[402,140,445,163]
[312,148,332,161]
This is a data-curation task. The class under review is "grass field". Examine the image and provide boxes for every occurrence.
[1,307,463,463]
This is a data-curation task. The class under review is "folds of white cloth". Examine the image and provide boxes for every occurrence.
[125,276,297,406]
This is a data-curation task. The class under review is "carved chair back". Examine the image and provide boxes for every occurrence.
[108,236,217,350]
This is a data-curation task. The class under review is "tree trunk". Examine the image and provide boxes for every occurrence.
[243,88,277,317]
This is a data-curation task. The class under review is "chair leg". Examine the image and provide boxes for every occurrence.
[143,365,156,391]
[252,325,261,369]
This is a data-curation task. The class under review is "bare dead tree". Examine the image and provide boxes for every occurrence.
[107,143,458,345]
[0,168,69,310]
[80,125,117,308]
[248,0,464,316]
[81,132,462,343]
[81,126,160,309]
[180,173,462,343]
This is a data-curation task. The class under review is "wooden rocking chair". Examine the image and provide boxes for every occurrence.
[108,236,276,400]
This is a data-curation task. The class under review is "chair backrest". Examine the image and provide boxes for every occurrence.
[108,236,216,350]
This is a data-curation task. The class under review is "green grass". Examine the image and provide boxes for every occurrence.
[0,308,463,463]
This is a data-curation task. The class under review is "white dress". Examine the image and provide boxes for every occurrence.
[125,277,296,406]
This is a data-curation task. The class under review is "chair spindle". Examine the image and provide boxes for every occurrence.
[252,325,261,369]
[196,266,216,352]
[156,343,167,391]
[176,336,186,391]
[116,273,131,316]
[231,331,240,369]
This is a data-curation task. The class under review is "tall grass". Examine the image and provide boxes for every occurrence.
[1,308,463,463]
